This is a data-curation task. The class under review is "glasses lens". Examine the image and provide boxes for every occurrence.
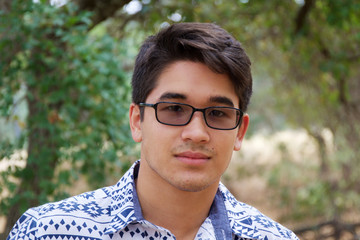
[156,102,193,125]
[205,107,240,129]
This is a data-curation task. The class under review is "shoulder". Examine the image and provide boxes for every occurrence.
[7,162,138,240]
[35,184,113,218]
[219,183,299,240]
[7,185,115,240]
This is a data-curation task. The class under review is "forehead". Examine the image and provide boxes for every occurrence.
[146,61,239,107]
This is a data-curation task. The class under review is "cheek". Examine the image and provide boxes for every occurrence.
[213,136,237,159]
[141,124,177,151]
[222,133,238,149]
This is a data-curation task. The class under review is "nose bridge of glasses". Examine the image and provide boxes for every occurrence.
[187,107,207,124]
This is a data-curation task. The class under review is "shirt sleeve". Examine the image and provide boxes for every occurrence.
[7,211,38,240]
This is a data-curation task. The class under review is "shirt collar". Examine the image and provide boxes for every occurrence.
[218,183,262,239]
[103,161,139,235]
[103,160,261,239]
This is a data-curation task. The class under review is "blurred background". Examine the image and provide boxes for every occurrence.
[1,0,359,239]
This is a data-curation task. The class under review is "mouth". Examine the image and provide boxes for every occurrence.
[175,151,211,165]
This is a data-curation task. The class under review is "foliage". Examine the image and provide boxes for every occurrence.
[261,0,360,224]
[0,0,134,219]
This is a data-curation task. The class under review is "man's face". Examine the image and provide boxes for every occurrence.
[130,61,249,192]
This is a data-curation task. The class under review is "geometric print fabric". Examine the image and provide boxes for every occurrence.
[7,160,299,240]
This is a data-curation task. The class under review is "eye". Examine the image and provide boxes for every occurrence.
[208,109,226,118]
[159,103,185,113]
[167,104,184,112]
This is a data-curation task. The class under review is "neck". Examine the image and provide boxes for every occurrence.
[136,161,219,240]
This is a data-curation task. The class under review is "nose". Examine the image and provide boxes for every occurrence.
[180,112,210,143]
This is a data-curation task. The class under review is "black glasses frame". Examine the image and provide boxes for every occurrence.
[139,101,243,130]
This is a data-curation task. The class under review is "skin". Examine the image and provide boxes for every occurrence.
[129,61,249,239]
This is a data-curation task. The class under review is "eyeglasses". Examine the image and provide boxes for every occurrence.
[139,101,243,130]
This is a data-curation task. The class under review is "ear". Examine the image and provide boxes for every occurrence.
[129,103,142,143]
[233,114,249,151]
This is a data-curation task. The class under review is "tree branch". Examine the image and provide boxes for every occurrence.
[294,0,315,34]
[0,0,11,13]
[75,0,132,28]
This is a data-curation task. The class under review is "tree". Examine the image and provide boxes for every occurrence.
[0,0,135,236]
[261,0,360,237]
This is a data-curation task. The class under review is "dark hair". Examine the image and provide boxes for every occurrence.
[131,22,252,113]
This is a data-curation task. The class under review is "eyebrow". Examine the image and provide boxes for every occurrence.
[159,92,187,101]
[209,96,235,107]
[159,92,235,107]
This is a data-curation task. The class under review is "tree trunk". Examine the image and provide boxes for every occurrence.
[3,0,132,236]
[4,57,61,237]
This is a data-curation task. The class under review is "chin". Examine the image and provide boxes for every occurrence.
[170,178,217,192]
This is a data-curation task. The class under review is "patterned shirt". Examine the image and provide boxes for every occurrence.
[7,161,298,240]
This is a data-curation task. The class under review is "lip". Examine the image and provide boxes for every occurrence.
[175,151,210,165]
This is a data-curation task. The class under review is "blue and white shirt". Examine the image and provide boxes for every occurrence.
[7,161,298,240]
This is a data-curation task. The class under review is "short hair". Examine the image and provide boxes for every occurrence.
[131,22,252,114]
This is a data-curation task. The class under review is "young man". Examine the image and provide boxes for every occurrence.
[7,23,298,239]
